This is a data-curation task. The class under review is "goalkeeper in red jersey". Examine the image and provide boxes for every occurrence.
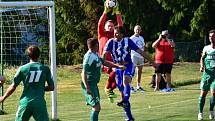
[98,0,123,102]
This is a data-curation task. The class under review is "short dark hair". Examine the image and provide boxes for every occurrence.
[26,45,40,60]
[209,29,215,34]
[87,38,98,49]
[115,26,125,34]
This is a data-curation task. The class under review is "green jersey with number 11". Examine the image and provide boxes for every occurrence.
[13,62,54,103]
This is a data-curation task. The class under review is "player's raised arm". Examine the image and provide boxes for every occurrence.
[98,2,112,39]
[152,34,162,48]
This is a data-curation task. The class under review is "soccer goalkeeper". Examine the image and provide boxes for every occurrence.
[98,0,123,102]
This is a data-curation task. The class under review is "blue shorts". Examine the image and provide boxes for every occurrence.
[115,63,135,78]
[124,63,135,77]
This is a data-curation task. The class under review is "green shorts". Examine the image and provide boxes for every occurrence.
[200,72,215,91]
[16,99,49,121]
[81,81,100,107]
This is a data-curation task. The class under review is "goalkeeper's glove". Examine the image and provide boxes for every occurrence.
[104,2,111,14]
[112,1,120,15]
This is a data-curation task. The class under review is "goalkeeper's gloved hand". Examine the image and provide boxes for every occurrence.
[104,2,111,14]
[112,1,120,15]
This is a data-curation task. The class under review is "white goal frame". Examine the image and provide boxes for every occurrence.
[0,1,57,120]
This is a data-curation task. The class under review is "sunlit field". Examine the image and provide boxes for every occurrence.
[1,62,209,121]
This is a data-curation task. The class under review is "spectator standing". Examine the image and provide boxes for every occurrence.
[152,30,175,92]
[130,25,145,93]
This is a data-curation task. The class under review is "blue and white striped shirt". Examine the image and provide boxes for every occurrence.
[104,37,139,63]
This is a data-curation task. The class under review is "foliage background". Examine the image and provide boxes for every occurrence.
[2,0,215,64]
[54,0,215,64]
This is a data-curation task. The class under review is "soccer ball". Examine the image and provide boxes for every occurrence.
[106,0,116,8]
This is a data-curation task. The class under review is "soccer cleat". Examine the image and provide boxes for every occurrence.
[105,88,117,98]
[198,113,203,120]
[136,87,145,93]
[209,111,214,120]
[108,97,114,103]
[116,100,128,108]
[108,90,117,98]
[130,86,136,94]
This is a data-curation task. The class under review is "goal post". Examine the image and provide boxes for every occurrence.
[0,1,57,120]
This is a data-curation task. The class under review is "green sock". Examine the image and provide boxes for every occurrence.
[90,110,100,121]
[198,96,206,113]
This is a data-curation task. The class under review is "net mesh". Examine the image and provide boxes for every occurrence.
[0,7,50,66]
[0,6,51,112]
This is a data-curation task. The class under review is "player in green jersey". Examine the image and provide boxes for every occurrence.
[81,38,125,121]
[198,30,215,120]
[0,45,54,121]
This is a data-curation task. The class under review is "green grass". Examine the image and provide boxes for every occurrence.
[0,62,210,121]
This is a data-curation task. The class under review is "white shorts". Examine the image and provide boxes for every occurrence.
[131,55,144,67]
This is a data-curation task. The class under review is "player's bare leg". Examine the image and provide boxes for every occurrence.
[154,73,161,91]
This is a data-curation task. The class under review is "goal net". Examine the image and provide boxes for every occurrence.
[0,1,57,120]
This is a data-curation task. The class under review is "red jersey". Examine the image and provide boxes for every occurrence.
[155,39,174,64]
[98,13,123,61]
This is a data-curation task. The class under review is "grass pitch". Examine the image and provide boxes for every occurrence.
[1,62,211,121]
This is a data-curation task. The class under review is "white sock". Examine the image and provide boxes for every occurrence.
[137,83,141,88]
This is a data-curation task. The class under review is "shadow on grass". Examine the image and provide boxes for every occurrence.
[0,110,7,115]
[172,79,200,88]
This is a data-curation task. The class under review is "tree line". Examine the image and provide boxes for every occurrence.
[4,0,214,64]
[55,0,215,64]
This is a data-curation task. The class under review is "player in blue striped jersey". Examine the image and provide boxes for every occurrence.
[103,27,157,121]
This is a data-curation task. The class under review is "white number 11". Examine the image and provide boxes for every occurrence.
[29,71,42,83]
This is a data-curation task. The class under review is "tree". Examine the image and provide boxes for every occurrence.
[54,0,215,64]
[156,0,212,41]
[55,0,89,65]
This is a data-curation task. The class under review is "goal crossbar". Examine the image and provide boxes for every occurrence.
[0,1,54,7]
